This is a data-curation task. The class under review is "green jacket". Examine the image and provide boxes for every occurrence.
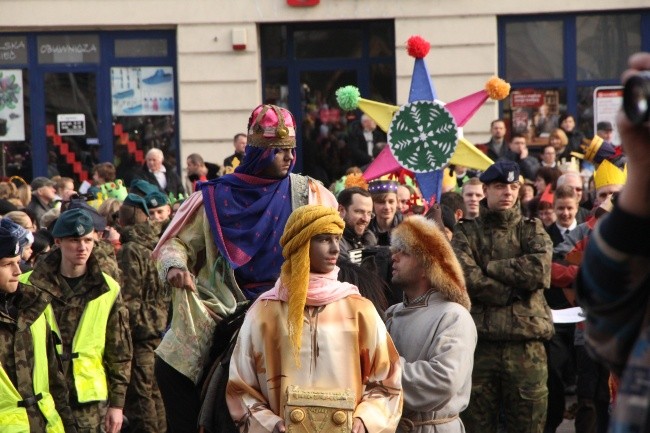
[0,284,77,432]
[117,222,170,342]
[452,202,554,341]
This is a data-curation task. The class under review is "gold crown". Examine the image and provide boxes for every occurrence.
[557,157,580,174]
[570,136,604,162]
[247,105,296,149]
[594,160,627,190]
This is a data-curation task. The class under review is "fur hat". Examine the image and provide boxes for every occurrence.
[391,215,470,310]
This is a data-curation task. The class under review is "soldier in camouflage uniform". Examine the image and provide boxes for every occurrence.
[0,224,78,432]
[118,194,170,433]
[23,208,132,433]
[452,160,554,433]
[144,191,171,225]
[67,199,122,283]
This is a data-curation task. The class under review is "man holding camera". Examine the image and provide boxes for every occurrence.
[452,160,554,433]
[577,52,650,433]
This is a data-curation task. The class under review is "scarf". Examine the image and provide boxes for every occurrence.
[200,146,297,299]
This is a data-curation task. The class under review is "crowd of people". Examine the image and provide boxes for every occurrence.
[1,53,649,433]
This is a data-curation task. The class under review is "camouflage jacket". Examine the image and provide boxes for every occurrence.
[0,285,77,432]
[452,203,554,341]
[93,239,122,283]
[26,249,132,408]
[117,222,170,342]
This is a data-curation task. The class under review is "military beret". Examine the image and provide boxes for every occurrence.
[85,186,101,200]
[123,193,150,216]
[479,160,520,184]
[67,199,107,231]
[0,226,21,259]
[145,191,169,209]
[51,208,95,238]
[0,218,30,250]
[130,179,160,197]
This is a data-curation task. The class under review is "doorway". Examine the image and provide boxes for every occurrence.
[260,20,395,185]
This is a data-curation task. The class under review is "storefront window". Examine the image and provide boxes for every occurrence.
[263,67,288,107]
[260,25,287,60]
[294,29,363,59]
[576,14,641,80]
[260,20,395,176]
[368,22,394,58]
[500,11,649,148]
[44,72,98,183]
[110,66,176,186]
[370,63,395,104]
[502,87,567,148]
[504,20,563,81]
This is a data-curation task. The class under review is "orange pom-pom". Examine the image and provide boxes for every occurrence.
[344,173,368,190]
[485,76,510,100]
[406,36,430,59]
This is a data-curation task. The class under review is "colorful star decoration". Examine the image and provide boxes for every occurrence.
[336,34,510,202]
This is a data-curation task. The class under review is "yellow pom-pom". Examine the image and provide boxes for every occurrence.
[485,76,511,100]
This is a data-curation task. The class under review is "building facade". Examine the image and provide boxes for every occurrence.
[1,0,647,186]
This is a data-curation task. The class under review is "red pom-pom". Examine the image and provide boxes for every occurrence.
[406,36,430,59]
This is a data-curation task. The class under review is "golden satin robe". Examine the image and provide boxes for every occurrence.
[227,295,403,433]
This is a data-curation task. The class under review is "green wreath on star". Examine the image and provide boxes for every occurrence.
[388,100,458,173]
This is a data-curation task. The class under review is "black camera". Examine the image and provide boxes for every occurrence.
[623,71,650,125]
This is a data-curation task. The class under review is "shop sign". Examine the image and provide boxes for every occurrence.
[0,37,28,65]
[57,114,86,136]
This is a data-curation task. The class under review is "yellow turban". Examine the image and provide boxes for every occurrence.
[279,205,344,364]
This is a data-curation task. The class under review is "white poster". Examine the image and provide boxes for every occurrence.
[111,66,175,116]
[594,86,623,146]
[0,69,25,141]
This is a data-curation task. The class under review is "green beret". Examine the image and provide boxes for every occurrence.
[130,179,160,197]
[145,191,169,209]
[51,208,95,238]
[123,193,150,216]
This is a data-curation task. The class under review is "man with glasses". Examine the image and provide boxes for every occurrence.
[337,187,377,264]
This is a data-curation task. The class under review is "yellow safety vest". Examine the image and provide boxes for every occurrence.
[21,271,120,403]
[0,312,65,433]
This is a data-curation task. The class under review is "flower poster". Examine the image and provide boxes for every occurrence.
[0,69,25,141]
[111,66,175,116]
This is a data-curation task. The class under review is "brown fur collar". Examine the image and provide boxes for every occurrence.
[391,216,471,310]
